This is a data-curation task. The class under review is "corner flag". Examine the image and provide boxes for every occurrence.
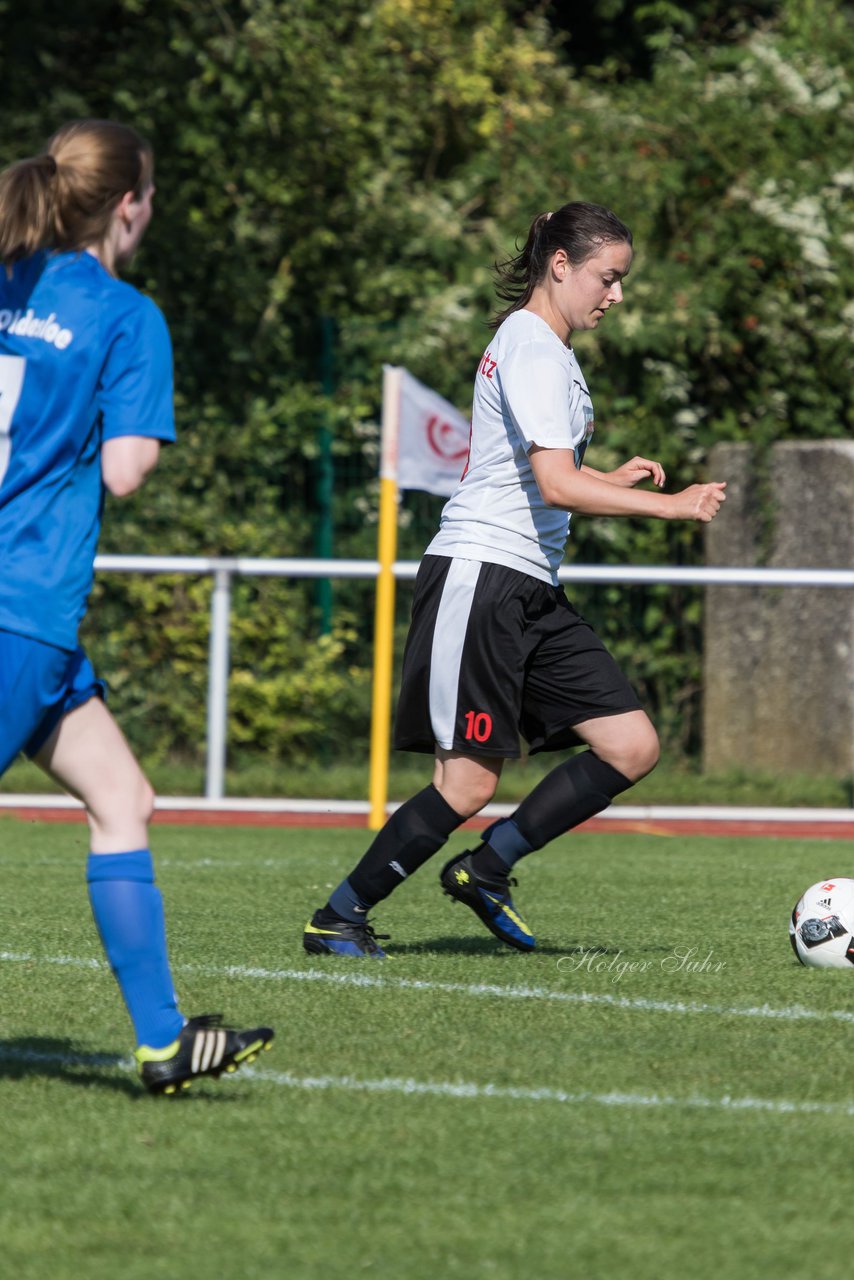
[368,367,470,828]
[396,368,471,496]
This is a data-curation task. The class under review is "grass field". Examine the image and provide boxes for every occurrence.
[3,818,854,1279]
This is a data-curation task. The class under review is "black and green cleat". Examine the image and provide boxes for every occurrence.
[135,1014,274,1095]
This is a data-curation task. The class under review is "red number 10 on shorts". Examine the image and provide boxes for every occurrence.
[463,710,493,743]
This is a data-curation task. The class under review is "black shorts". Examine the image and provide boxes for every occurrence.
[393,554,642,758]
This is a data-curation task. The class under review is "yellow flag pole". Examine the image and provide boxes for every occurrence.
[368,366,402,830]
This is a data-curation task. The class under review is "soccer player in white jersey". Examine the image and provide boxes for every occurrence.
[0,120,273,1091]
[304,201,726,958]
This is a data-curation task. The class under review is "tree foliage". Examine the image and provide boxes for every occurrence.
[0,0,850,764]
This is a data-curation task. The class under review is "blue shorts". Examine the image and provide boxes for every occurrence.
[0,629,106,775]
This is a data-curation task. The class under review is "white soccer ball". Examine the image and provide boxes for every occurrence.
[789,878,854,968]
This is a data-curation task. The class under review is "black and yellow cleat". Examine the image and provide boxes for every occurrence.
[135,1014,274,1095]
[440,851,536,952]
[303,908,389,957]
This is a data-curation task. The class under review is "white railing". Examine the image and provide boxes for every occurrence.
[93,554,854,800]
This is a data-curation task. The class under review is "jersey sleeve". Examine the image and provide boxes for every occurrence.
[98,294,176,444]
[499,343,580,452]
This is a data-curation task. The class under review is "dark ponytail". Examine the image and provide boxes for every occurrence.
[491,201,632,329]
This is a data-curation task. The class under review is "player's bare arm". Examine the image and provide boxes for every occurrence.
[582,455,667,489]
[531,445,725,522]
[101,435,161,497]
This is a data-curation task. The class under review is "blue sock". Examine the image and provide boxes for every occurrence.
[327,877,373,924]
[86,849,184,1050]
[480,818,534,870]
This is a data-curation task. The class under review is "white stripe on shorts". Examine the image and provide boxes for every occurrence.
[428,557,482,749]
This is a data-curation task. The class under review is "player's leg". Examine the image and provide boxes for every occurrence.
[304,556,519,957]
[345,747,501,907]
[468,709,657,877]
[303,751,502,958]
[348,745,501,904]
[34,695,184,1050]
[444,712,655,952]
[451,593,657,944]
[35,689,155,847]
[430,566,562,952]
[436,744,537,951]
[34,691,273,1092]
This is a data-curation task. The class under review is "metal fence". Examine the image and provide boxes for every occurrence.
[93,554,854,799]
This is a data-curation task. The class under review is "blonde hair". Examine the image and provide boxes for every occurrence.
[0,119,153,266]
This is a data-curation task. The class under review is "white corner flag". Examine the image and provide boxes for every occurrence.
[396,367,470,497]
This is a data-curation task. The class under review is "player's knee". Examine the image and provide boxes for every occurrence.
[86,769,154,834]
[602,724,660,782]
[465,777,500,817]
[115,770,155,826]
[438,772,499,819]
[623,726,660,782]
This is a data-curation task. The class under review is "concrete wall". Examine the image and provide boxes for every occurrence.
[703,440,854,776]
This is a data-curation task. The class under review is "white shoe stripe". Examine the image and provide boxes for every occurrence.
[188,1029,229,1075]
[190,1029,222,1073]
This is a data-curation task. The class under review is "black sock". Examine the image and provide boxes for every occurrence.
[471,751,633,877]
[345,785,464,906]
[512,751,632,850]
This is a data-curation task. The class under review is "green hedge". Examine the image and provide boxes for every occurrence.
[1,0,850,765]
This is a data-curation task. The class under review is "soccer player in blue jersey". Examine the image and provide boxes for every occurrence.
[0,119,273,1092]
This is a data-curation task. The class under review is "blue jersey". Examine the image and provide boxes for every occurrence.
[0,251,175,650]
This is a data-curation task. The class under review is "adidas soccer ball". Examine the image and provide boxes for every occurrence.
[789,878,854,968]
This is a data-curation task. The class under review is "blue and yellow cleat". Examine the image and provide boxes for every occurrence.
[303,908,389,958]
[440,851,535,952]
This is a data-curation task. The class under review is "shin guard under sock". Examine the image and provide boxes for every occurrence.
[472,752,633,875]
[339,785,465,910]
[87,849,184,1050]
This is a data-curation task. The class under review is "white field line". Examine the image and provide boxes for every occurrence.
[1,1043,853,1119]
[245,1069,854,1118]
[4,947,854,1028]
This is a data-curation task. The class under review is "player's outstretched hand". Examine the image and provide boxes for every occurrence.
[609,455,667,489]
[670,481,727,522]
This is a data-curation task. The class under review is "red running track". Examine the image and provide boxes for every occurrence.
[2,805,853,839]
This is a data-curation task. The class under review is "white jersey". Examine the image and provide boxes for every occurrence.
[426,309,594,584]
